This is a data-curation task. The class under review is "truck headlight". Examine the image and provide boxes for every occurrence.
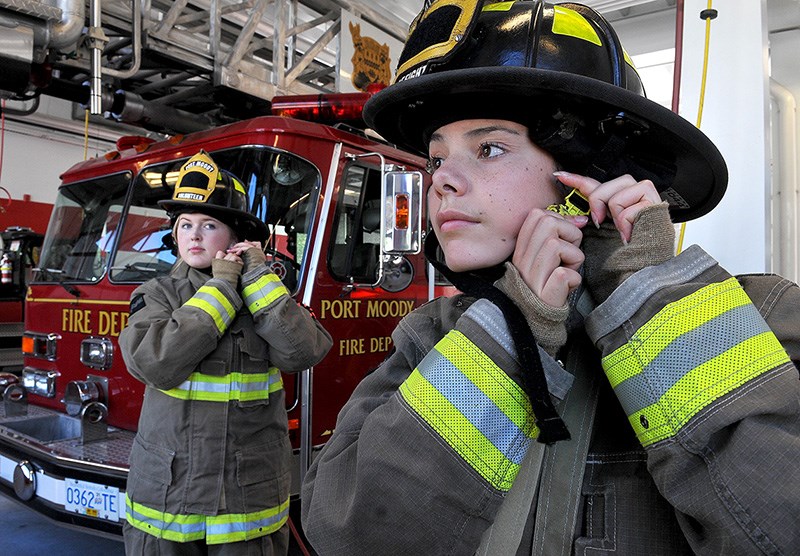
[22,368,58,398]
[80,337,114,370]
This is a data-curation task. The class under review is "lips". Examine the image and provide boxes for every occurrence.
[435,209,479,232]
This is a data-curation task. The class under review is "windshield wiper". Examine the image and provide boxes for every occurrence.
[34,267,82,298]
[109,263,161,279]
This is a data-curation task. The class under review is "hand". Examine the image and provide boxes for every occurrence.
[227,241,266,274]
[511,207,589,308]
[211,252,243,289]
[554,172,675,303]
[553,171,662,243]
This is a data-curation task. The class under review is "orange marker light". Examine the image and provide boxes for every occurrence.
[395,194,410,230]
[21,336,34,355]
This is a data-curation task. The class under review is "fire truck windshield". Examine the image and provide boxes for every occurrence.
[38,147,320,290]
[36,172,132,283]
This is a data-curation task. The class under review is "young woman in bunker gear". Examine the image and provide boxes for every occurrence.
[120,150,332,555]
[301,1,800,554]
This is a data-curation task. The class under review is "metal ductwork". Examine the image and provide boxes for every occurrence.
[0,0,84,54]
[0,0,397,136]
[111,89,213,134]
[48,0,85,50]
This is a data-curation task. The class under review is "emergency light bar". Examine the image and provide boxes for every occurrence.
[271,90,381,125]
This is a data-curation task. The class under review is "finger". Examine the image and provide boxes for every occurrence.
[559,173,645,226]
[233,241,259,251]
[540,267,582,307]
[228,242,249,253]
[606,180,660,219]
[215,250,227,259]
[517,209,584,254]
[614,200,662,243]
[552,171,604,224]
[606,182,660,241]
[552,170,601,195]
[514,209,584,274]
[558,172,661,233]
[522,240,584,301]
[586,174,645,225]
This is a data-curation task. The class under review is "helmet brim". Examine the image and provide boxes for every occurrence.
[364,66,727,223]
[158,199,269,243]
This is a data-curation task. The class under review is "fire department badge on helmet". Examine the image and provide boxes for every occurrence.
[173,150,219,203]
[349,22,391,91]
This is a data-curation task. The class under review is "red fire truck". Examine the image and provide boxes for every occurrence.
[1,92,451,544]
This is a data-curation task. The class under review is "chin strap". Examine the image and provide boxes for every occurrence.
[425,234,570,444]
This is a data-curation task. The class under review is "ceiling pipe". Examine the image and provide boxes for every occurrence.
[670,0,684,114]
[102,0,141,79]
[110,89,212,134]
[87,0,105,114]
[48,0,84,50]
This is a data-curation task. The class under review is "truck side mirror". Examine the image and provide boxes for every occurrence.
[381,171,423,255]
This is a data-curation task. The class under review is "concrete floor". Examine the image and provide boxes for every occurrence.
[1,493,124,554]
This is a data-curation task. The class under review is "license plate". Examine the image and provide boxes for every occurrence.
[64,479,121,521]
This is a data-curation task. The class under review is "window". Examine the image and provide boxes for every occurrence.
[328,163,382,284]
[108,147,321,291]
[37,173,131,283]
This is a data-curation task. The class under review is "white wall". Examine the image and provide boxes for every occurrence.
[767,6,800,283]
[1,97,120,205]
[615,1,782,277]
[677,0,771,274]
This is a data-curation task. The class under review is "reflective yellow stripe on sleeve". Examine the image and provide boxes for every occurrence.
[160,368,283,402]
[242,273,289,314]
[125,494,289,544]
[603,277,792,447]
[399,330,538,492]
[184,284,236,334]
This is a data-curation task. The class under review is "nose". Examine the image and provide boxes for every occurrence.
[430,157,467,198]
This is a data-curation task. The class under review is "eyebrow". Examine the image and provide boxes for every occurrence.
[177,215,218,224]
[429,124,524,145]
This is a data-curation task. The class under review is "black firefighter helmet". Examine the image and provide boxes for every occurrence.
[158,150,268,242]
[363,0,728,222]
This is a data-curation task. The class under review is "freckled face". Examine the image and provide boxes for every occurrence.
[426,119,561,272]
[175,212,236,269]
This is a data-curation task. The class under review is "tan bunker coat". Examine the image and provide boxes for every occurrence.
[120,260,332,546]
[302,246,800,555]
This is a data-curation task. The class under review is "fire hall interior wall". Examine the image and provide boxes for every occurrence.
[1,96,116,234]
[766,0,800,284]
[677,0,771,277]
[615,0,798,283]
